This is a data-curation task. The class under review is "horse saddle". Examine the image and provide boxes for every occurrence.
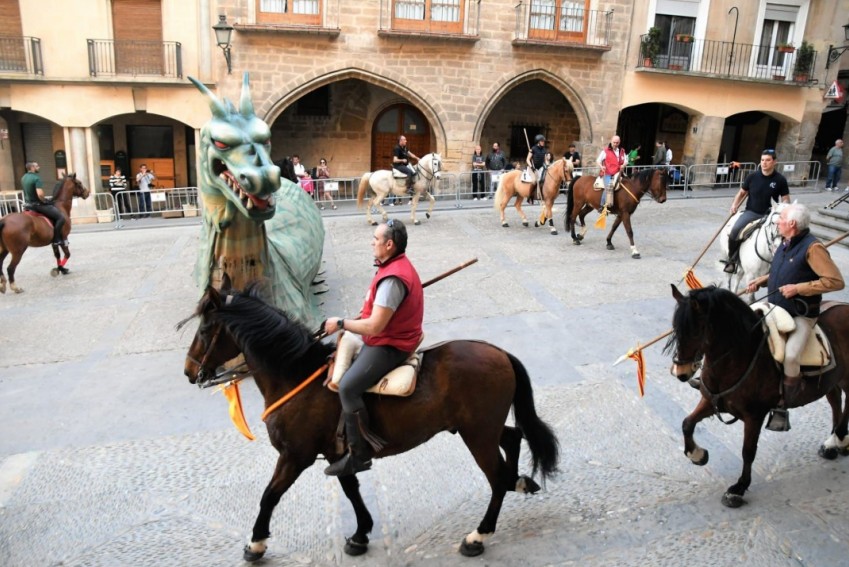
[751,302,834,373]
[520,168,536,184]
[593,172,622,192]
[326,331,425,397]
[392,169,413,179]
[737,216,767,241]
[24,209,54,228]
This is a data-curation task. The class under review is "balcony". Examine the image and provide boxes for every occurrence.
[0,36,43,76]
[87,39,182,78]
[235,0,340,36]
[378,0,481,41]
[637,35,818,85]
[513,2,611,50]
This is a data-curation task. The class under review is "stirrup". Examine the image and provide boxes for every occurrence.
[765,408,791,432]
[324,451,372,477]
[723,262,737,274]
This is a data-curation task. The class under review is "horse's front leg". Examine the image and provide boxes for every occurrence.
[425,189,435,220]
[683,396,715,466]
[619,212,640,258]
[723,412,767,508]
[337,474,374,556]
[244,455,311,562]
[0,250,7,294]
[819,389,849,460]
[604,215,623,251]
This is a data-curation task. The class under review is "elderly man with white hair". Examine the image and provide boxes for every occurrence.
[746,203,844,427]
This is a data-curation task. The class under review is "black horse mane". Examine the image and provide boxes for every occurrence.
[51,174,77,198]
[665,286,762,357]
[274,158,298,184]
[207,282,329,375]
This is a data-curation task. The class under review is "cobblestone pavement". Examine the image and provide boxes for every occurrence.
[1,190,848,567]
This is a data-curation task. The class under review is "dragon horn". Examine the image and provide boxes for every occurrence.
[188,76,228,119]
[239,72,256,118]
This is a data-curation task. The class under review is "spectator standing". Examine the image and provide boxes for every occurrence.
[664,142,673,166]
[292,155,314,196]
[825,139,844,191]
[485,142,509,200]
[471,144,486,200]
[563,144,581,170]
[315,158,337,210]
[135,164,155,218]
[109,167,129,218]
[652,141,666,166]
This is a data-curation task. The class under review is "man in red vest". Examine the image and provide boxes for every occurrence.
[596,135,626,209]
[323,219,424,476]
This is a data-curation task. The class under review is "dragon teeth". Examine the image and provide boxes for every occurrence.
[246,198,254,210]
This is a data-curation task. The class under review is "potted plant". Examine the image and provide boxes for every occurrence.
[777,42,795,53]
[773,74,786,81]
[641,27,662,67]
[793,40,815,82]
[674,33,694,43]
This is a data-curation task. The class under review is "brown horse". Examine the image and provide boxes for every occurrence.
[181,280,559,562]
[532,158,575,235]
[565,168,668,258]
[0,174,90,294]
[666,285,849,508]
[493,166,538,228]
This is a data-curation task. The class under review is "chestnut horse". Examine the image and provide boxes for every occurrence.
[493,166,536,228]
[532,158,575,235]
[181,281,559,562]
[565,168,668,258]
[666,285,849,508]
[0,174,90,294]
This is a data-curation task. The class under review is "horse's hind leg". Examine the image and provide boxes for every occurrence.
[457,428,510,557]
[410,194,420,225]
[723,413,767,508]
[605,216,623,251]
[338,474,374,556]
[500,425,540,493]
[0,250,7,294]
[6,252,23,294]
[245,455,311,562]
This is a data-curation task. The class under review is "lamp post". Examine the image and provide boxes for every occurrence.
[825,22,849,70]
[213,14,234,74]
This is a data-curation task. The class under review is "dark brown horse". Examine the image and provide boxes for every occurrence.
[565,168,668,258]
[0,174,90,294]
[533,158,574,235]
[181,281,559,562]
[666,285,849,507]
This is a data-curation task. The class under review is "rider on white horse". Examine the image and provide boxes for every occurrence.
[724,149,790,274]
[393,135,419,195]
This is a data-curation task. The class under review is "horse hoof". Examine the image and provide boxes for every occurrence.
[517,475,541,494]
[50,268,59,277]
[243,545,266,562]
[370,221,378,226]
[414,219,421,225]
[502,222,509,228]
[344,535,369,556]
[693,449,709,466]
[459,538,485,557]
[819,445,840,460]
[12,286,23,294]
[577,234,584,241]
[550,230,558,235]
[721,492,746,508]
[632,253,641,259]
[426,213,431,219]
[522,221,529,227]
[606,243,615,250]
[534,221,541,227]
[572,239,581,245]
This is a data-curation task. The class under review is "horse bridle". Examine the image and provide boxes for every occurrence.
[416,156,440,183]
[752,210,782,264]
[186,294,251,389]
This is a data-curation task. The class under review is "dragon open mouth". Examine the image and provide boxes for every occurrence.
[216,165,274,212]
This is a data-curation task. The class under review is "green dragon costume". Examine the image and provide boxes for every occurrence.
[189,74,325,328]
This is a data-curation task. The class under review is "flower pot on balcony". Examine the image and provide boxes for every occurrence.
[643,57,653,67]
[777,45,795,53]
[675,34,693,43]
[772,74,786,81]
[669,64,683,71]
[794,73,810,84]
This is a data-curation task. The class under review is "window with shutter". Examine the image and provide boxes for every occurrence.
[112,0,163,75]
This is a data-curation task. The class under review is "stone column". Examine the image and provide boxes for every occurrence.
[683,115,725,166]
[67,127,97,222]
[0,116,14,193]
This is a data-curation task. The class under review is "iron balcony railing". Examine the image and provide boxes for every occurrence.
[514,3,611,47]
[637,35,818,84]
[0,36,44,75]
[379,0,481,37]
[87,39,182,78]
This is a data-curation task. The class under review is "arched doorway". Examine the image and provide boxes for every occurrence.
[371,104,430,171]
[617,103,692,166]
[720,112,780,163]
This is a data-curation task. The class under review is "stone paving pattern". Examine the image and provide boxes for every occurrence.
[2,190,849,566]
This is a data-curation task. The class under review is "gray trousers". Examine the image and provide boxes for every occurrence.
[784,316,816,377]
[338,344,410,412]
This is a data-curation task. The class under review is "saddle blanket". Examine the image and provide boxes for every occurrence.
[24,210,54,228]
[327,331,423,397]
[751,301,833,370]
[392,170,411,178]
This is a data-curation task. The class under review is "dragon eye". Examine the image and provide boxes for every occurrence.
[213,140,230,150]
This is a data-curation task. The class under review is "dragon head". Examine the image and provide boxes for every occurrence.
[190,74,281,225]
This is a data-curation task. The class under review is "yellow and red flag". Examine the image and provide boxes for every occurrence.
[627,346,646,397]
[684,269,704,290]
[221,381,255,441]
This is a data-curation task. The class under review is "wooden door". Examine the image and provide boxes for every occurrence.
[0,0,26,71]
[371,104,430,171]
[112,0,163,75]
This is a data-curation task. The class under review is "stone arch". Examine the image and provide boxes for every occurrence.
[260,66,448,154]
[472,69,595,145]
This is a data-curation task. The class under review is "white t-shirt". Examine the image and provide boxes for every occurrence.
[665,148,673,165]
[293,163,307,178]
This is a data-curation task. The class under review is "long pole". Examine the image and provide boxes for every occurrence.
[422,257,479,288]
[683,210,736,278]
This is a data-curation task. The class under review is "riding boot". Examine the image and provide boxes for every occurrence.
[405,177,415,195]
[324,409,384,477]
[767,374,801,432]
[724,240,740,274]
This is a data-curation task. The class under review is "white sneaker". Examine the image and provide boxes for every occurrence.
[825,187,832,191]
[473,197,478,201]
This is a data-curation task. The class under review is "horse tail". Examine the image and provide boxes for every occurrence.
[507,352,560,482]
[0,219,5,253]
[493,179,505,211]
[356,173,372,209]
[565,176,577,229]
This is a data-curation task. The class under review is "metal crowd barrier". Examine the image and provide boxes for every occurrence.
[0,191,23,216]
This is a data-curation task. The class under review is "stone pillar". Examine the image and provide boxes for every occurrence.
[0,116,14,193]
[683,115,725,166]
[67,127,97,222]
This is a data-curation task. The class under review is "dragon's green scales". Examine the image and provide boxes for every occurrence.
[189,75,324,328]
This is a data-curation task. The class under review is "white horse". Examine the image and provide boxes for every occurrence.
[720,202,786,300]
[356,153,441,226]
